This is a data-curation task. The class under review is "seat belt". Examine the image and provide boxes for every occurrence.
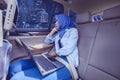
[55,56,79,80]
[66,56,79,80]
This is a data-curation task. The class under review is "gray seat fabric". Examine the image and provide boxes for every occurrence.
[85,5,120,80]
[77,23,99,79]
[86,19,120,80]
[76,12,99,79]
[77,5,120,80]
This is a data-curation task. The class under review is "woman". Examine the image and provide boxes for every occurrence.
[9,14,79,80]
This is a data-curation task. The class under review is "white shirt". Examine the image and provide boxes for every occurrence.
[44,28,79,67]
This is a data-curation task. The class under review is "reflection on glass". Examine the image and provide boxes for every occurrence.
[16,0,49,29]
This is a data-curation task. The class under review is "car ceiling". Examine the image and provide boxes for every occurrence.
[54,0,120,14]
[0,0,120,15]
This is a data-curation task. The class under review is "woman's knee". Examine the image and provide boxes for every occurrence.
[10,68,42,80]
[8,59,36,76]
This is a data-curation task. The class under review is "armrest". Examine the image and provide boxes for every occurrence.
[15,36,54,54]
[29,43,53,50]
[29,43,54,54]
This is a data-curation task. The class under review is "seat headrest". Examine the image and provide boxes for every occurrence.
[76,12,91,24]
[103,5,120,20]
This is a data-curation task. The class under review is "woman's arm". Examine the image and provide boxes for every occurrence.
[44,28,58,44]
[56,28,78,56]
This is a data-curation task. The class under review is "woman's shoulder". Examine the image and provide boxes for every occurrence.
[63,28,78,38]
[69,28,78,33]
[65,28,78,37]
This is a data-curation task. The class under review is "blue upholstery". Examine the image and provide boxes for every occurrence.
[9,58,71,80]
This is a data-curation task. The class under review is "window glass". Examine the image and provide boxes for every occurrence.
[14,0,64,32]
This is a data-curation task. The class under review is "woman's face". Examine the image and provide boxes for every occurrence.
[55,21,59,31]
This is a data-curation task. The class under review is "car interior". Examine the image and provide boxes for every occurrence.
[0,0,120,80]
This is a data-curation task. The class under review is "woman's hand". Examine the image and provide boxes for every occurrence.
[48,51,57,57]
[48,28,58,37]
[48,21,59,37]
[52,28,58,33]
